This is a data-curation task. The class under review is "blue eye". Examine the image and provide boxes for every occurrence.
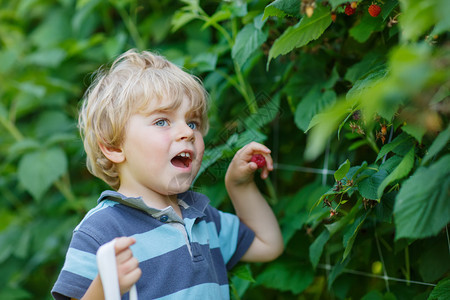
[155,119,168,126]
[187,122,197,130]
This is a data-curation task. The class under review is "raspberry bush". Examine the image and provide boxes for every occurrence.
[0,0,448,299]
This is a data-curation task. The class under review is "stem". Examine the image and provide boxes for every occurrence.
[112,1,145,50]
[366,131,380,154]
[405,246,410,285]
[54,178,77,205]
[0,114,23,141]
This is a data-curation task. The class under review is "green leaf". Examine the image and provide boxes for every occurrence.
[305,99,355,161]
[268,5,331,68]
[377,146,415,198]
[394,154,450,240]
[376,132,414,162]
[350,12,385,43]
[428,277,450,300]
[295,88,336,132]
[358,169,388,200]
[232,23,268,69]
[230,264,255,283]
[17,148,68,200]
[342,211,369,260]
[243,93,281,130]
[201,9,231,30]
[375,191,396,222]
[329,0,349,9]
[334,159,350,182]
[171,11,198,32]
[344,52,385,83]
[262,0,300,20]
[422,124,450,165]
[327,256,350,289]
[399,0,436,42]
[256,261,314,294]
[309,230,330,269]
[401,123,426,143]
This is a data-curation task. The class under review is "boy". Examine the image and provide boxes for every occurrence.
[52,49,283,299]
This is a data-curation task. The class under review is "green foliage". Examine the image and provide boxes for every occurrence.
[1,0,449,299]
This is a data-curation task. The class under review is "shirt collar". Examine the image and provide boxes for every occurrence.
[98,190,209,223]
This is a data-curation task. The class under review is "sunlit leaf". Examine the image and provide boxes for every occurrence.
[268,5,331,68]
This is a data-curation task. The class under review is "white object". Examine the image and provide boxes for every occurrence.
[96,239,138,300]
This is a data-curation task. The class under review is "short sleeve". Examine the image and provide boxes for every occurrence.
[216,210,255,270]
[51,230,101,300]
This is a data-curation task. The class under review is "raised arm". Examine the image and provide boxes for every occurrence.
[225,142,284,262]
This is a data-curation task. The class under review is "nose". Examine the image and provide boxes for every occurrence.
[176,122,195,142]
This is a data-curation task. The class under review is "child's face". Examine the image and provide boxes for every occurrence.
[116,96,205,198]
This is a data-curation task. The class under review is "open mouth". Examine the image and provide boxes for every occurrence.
[171,152,192,168]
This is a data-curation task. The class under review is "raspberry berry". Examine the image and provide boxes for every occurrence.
[368,4,381,17]
[344,4,356,16]
[251,154,266,169]
[350,1,358,9]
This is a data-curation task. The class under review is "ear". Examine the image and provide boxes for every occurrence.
[98,142,125,164]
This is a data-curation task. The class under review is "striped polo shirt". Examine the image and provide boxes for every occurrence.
[51,190,255,299]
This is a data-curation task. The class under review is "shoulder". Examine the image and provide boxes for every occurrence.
[74,200,153,244]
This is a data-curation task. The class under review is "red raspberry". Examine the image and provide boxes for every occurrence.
[251,154,266,169]
[368,4,381,17]
[345,5,356,16]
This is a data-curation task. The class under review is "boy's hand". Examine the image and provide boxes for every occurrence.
[114,237,142,295]
[225,142,274,186]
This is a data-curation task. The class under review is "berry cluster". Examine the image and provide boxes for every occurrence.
[332,1,382,20]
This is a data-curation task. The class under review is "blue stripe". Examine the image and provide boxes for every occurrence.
[75,200,118,231]
[218,211,239,263]
[189,220,220,249]
[154,283,229,300]
[130,224,186,262]
[62,247,97,280]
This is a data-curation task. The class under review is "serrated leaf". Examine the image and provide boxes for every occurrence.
[422,124,450,165]
[358,169,388,200]
[232,23,268,69]
[295,88,336,132]
[402,123,426,143]
[243,93,280,130]
[256,261,314,294]
[334,159,350,181]
[17,148,68,200]
[342,210,369,260]
[344,52,385,83]
[376,132,413,162]
[262,0,300,20]
[268,5,331,68]
[377,146,414,198]
[394,154,450,240]
[230,264,255,283]
[428,277,450,300]
[309,230,330,269]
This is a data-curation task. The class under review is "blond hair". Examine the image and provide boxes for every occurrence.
[78,49,209,189]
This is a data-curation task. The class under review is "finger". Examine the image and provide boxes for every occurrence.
[114,237,136,255]
[119,267,142,295]
[118,256,140,275]
[116,248,133,264]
